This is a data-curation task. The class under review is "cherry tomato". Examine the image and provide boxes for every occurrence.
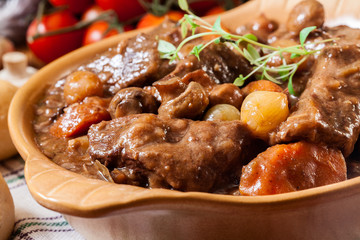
[49,0,94,14]
[83,21,134,45]
[205,6,225,16]
[95,0,146,22]
[82,4,104,21]
[137,11,184,29]
[27,10,84,63]
[189,0,218,16]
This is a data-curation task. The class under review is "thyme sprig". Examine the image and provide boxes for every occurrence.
[158,0,334,95]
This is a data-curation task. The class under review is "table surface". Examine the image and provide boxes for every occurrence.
[0,156,85,240]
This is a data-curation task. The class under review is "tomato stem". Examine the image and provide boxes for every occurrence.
[28,10,118,43]
[34,0,46,36]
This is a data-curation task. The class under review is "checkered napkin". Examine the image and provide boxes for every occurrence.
[0,156,85,240]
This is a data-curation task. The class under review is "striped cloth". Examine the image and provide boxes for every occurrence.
[0,156,85,240]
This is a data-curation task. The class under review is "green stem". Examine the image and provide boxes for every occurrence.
[174,31,223,55]
[199,37,221,52]
[229,41,245,58]
[193,15,214,28]
[287,67,297,95]
[28,10,118,43]
[35,0,46,36]
[137,0,151,11]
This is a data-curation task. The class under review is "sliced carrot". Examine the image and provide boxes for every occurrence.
[50,97,111,138]
[240,141,346,196]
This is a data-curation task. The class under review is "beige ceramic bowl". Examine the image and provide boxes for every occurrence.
[8,0,360,239]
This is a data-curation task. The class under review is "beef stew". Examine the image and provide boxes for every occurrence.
[33,0,360,195]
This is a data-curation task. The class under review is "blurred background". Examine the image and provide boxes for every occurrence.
[0,0,248,68]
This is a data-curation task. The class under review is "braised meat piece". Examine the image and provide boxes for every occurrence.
[209,83,243,109]
[88,114,254,192]
[270,45,360,156]
[80,21,181,95]
[181,69,216,93]
[154,70,214,119]
[153,69,216,102]
[326,25,360,46]
[158,82,209,119]
[170,42,252,84]
[153,76,187,102]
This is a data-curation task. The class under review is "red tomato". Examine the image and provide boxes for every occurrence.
[49,0,94,14]
[137,11,184,29]
[27,10,84,63]
[95,0,146,22]
[83,21,134,45]
[189,0,218,16]
[82,4,104,21]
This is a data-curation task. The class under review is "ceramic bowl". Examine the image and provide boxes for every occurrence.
[8,0,360,239]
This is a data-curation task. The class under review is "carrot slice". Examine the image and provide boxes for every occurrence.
[240,141,346,196]
[50,97,110,138]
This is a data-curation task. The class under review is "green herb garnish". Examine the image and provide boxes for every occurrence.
[158,0,334,95]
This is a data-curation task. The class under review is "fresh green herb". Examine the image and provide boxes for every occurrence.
[158,1,334,95]
[190,44,204,61]
[181,21,188,39]
[290,53,301,59]
[243,33,258,42]
[299,26,317,48]
[246,44,261,64]
[178,0,189,11]
[234,75,246,87]
[158,40,177,60]
[277,65,290,81]
[213,17,223,32]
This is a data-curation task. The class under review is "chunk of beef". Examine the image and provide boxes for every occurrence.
[209,83,243,109]
[108,87,158,118]
[158,82,209,119]
[154,70,214,119]
[154,70,216,101]
[270,45,360,156]
[80,21,181,95]
[170,42,252,84]
[153,75,187,102]
[88,114,254,192]
[326,25,360,46]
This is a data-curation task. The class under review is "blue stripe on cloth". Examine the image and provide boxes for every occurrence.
[14,215,64,226]
[16,228,75,240]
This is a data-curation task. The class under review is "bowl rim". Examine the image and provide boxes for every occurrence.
[8,0,360,218]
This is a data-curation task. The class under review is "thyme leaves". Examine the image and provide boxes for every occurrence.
[158,0,334,95]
